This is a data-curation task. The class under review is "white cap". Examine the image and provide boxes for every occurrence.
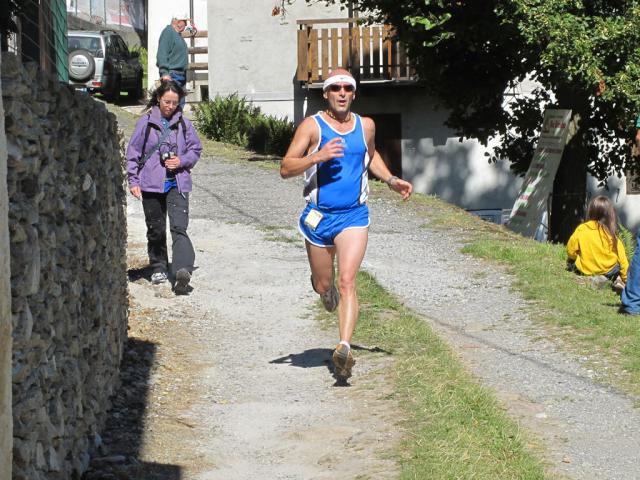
[172,12,189,21]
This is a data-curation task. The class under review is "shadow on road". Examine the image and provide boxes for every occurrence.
[351,344,392,355]
[82,338,182,480]
[270,345,392,388]
[127,265,154,282]
[270,347,333,369]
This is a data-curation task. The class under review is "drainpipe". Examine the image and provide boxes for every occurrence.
[347,1,359,79]
[0,52,14,480]
[189,0,195,97]
[348,2,353,73]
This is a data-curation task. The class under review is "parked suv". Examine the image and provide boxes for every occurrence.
[68,30,144,102]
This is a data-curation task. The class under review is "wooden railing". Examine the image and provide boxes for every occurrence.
[181,30,208,71]
[297,18,416,84]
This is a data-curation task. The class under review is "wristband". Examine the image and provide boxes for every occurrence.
[386,175,399,186]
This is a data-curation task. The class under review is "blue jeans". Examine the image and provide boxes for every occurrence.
[621,232,640,314]
[169,70,186,108]
[567,260,619,279]
[605,263,621,280]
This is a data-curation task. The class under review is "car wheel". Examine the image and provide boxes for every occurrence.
[105,76,121,103]
[68,49,95,82]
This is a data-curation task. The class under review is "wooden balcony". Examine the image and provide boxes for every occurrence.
[297,18,417,86]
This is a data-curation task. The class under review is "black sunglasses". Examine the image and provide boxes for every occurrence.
[328,83,355,93]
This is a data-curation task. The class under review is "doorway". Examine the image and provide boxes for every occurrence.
[365,113,402,177]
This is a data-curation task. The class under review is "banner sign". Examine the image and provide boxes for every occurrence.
[506,109,573,238]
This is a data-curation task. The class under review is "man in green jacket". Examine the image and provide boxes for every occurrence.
[157,12,195,104]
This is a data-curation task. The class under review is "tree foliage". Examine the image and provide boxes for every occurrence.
[300,0,640,182]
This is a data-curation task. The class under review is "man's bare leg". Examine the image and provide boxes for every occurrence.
[327,227,368,380]
[334,228,369,343]
[305,241,335,293]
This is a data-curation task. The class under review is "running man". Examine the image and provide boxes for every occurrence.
[280,69,412,382]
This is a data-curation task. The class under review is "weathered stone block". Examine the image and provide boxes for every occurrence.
[12,302,33,342]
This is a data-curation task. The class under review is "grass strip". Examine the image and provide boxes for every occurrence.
[320,271,549,479]
[194,136,282,170]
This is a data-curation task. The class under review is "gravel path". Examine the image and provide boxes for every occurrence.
[110,105,640,479]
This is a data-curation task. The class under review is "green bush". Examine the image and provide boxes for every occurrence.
[193,93,260,145]
[129,46,148,89]
[619,224,636,260]
[194,93,294,156]
[247,115,296,156]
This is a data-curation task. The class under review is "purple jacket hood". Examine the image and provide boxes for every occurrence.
[126,106,203,193]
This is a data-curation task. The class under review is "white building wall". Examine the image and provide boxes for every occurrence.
[148,0,208,100]
[208,0,338,119]
[589,175,640,231]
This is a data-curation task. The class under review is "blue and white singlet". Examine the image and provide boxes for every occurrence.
[303,112,371,212]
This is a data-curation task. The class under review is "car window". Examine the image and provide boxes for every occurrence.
[105,36,114,56]
[107,35,129,56]
[115,36,130,56]
[68,35,104,58]
[105,36,121,56]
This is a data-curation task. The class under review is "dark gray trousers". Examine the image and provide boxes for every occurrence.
[142,188,194,276]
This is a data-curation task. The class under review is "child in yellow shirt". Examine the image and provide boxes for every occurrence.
[566,195,628,290]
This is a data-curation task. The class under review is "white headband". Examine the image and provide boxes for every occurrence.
[323,75,357,91]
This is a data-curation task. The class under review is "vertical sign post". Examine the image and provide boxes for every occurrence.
[506,109,573,238]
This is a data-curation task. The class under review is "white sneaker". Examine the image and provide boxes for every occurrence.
[613,275,625,294]
[332,343,355,380]
[151,272,168,284]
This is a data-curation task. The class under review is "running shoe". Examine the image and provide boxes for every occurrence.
[151,272,168,284]
[174,268,191,295]
[321,284,340,312]
[332,343,355,380]
[311,275,340,312]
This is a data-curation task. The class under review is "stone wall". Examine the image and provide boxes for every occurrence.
[2,53,129,480]
[1,52,14,480]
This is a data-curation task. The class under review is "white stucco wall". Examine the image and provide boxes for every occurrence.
[208,0,339,119]
[0,53,13,480]
[589,175,640,231]
[148,0,208,100]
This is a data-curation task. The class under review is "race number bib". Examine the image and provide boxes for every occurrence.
[303,209,324,230]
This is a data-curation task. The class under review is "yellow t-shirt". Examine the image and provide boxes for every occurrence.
[566,220,629,280]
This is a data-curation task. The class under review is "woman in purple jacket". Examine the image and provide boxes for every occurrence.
[126,81,203,294]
